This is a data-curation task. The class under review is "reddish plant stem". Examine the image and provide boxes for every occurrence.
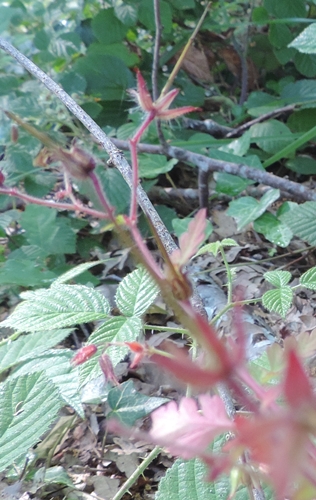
[88,171,116,222]
[128,222,164,281]
[129,112,155,222]
[0,186,109,219]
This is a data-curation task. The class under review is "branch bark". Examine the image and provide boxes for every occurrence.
[0,38,208,315]
[112,139,316,202]
[0,38,179,256]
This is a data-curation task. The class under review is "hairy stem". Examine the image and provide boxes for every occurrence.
[129,112,155,222]
[112,446,161,500]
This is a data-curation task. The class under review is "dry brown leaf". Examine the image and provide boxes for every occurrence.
[89,476,120,500]
[178,45,213,83]
[218,47,258,89]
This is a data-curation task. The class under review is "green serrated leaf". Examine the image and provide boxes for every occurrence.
[0,372,62,472]
[249,348,284,385]
[280,201,316,245]
[79,316,142,386]
[0,257,56,287]
[215,171,252,196]
[227,189,280,230]
[138,154,178,179]
[253,212,292,247]
[289,24,316,54]
[92,8,128,44]
[115,267,159,317]
[196,238,238,257]
[172,217,213,240]
[41,466,73,486]
[0,329,72,374]
[1,284,110,332]
[113,0,138,25]
[156,458,211,500]
[264,270,292,287]
[20,206,76,255]
[53,259,113,284]
[300,267,316,290]
[219,130,251,156]
[107,380,169,426]
[8,350,83,417]
[262,287,293,317]
[156,452,274,500]
[250,120,293,154]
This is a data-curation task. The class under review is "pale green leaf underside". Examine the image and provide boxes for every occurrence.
[300,266,316,290]
[155,457,258,500]
[262,287,293,317]
[1,284,110,332]
[0,372,62,472]
[156,457,273,500]
[156,458,213,500]
[53,259,114,284]
[9,350,83,417]
[227,189,280,230]
[115,267,159,317]
[0,329,72,374]
[196,238,238,257]
[289,24,316,54]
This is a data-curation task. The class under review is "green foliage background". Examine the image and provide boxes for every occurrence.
[2,0,316,496]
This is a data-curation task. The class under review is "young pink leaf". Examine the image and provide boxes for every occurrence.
[232,413,310,500]
[171,209,207,267]
[150,340,230,388]
[99,353,119,386]
[149,395,233,459]
[129,70,200,120]
[71,344,97,365]
[129,69,154,112]
[284,348,313,408]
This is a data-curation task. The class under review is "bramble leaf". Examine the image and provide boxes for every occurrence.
[264,270,292,287]
[262,287,293,317]
[115,267,159,317]
[2,284,110,332]
[171,209,207,266]
[300,267,316,290]
[0,372,62,472]
[107,380,169,426]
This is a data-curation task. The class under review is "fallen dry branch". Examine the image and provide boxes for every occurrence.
[112,139,316,202]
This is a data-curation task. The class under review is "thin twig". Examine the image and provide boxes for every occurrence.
[225,104,296,138]
[182,117,233,137]
[160,1,211,96]
[152,0,166,147]
[198,168,210,213]
[232,29,249,105]
[0,38,208,315]
[0,186,109,218]
[152,0,161,102]
[183,104,296,139]
[0,38,178,256]
[111,139,316,202]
